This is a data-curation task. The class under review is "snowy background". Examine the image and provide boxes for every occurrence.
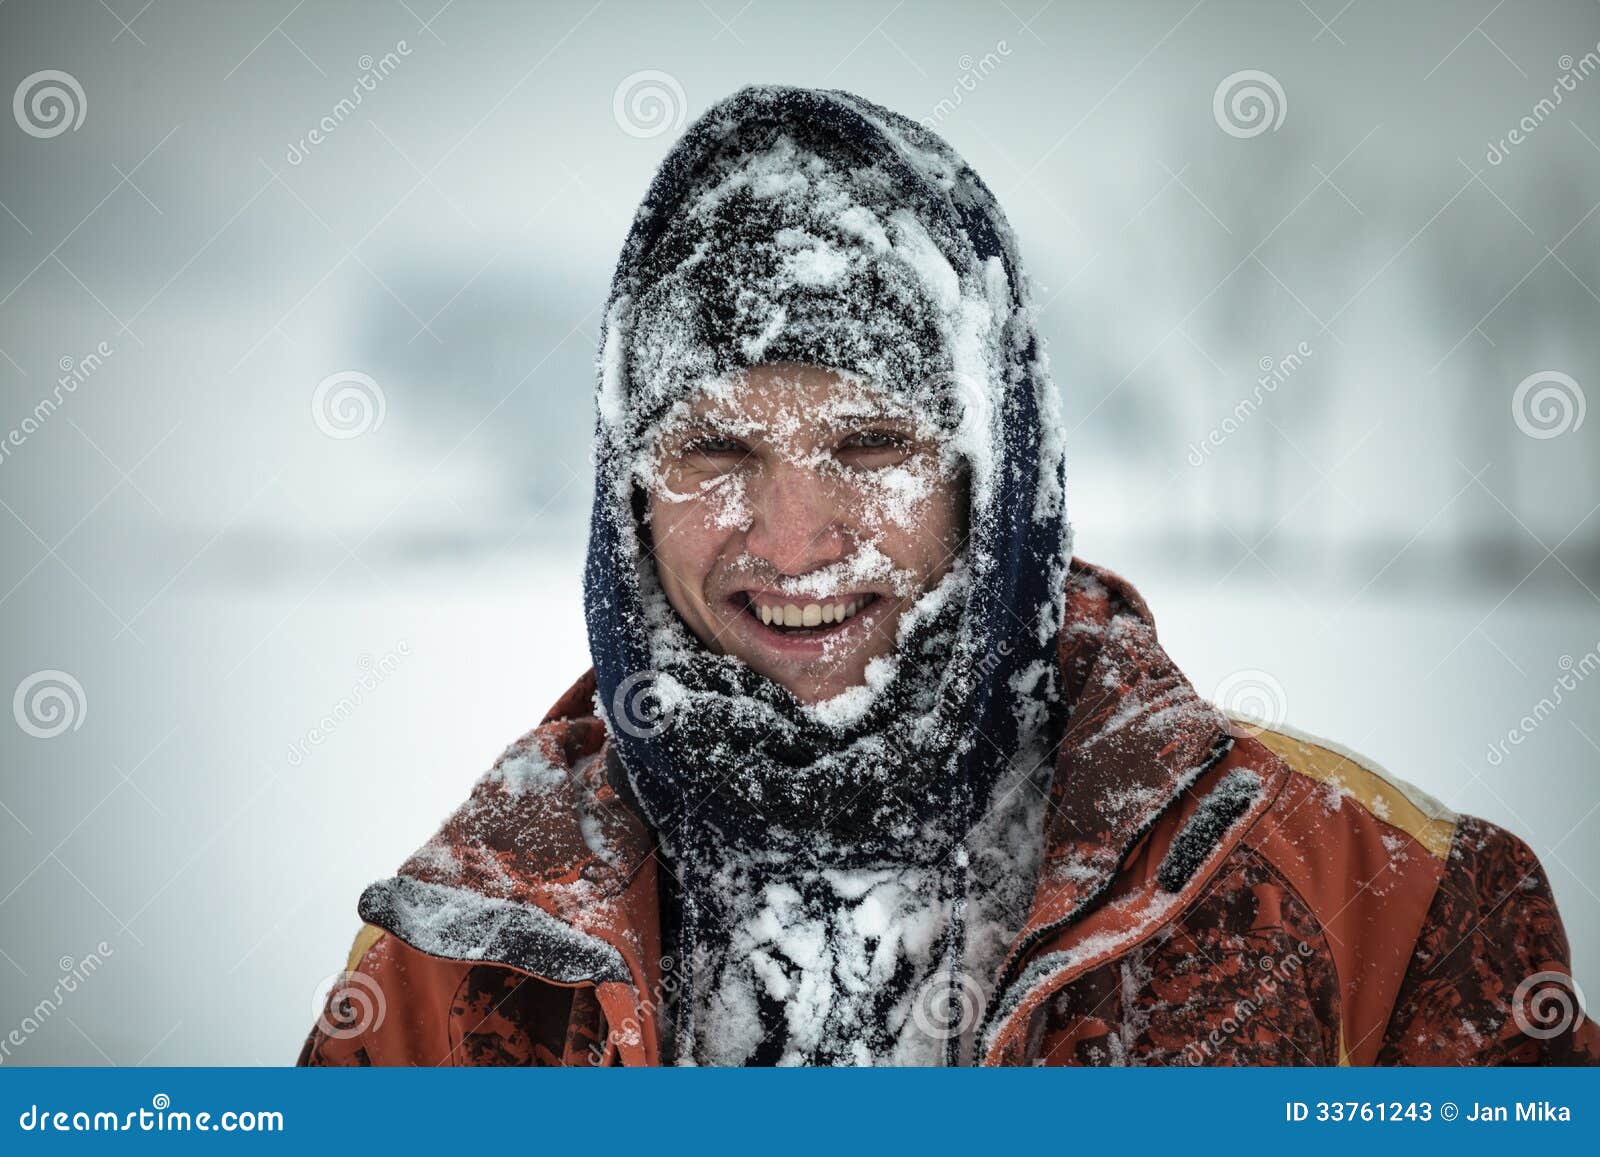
[1,0,1598,1064]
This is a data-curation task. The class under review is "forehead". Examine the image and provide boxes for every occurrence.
[682,363,909,425]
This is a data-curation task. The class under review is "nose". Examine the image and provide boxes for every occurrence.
[742,460,849,575]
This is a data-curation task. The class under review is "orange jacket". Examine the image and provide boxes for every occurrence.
[301,563,1599,1066]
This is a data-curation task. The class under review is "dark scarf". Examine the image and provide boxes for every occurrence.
[625,561,972,864]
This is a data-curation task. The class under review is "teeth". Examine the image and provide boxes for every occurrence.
[754,597,870,629]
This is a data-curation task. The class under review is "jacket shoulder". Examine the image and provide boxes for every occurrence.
[1238,719,1597,1064]
[1245,719,1458,859]
[1235,720,1462,1063]
[345,922,387,972]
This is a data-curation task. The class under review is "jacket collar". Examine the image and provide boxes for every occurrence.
[1010,563,1232,948]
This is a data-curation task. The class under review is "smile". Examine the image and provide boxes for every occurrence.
[734,592,881,636]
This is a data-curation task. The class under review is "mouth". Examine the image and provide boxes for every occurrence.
[729,591,884,644]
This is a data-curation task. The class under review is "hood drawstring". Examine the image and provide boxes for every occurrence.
[940,767,980,1066]
[939,848,972,1066]
[673,869,702,1064]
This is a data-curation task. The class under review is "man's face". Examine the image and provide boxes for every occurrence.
[643,363,967,704]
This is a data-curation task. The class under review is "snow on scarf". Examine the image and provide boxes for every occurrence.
[583,86,1073,1064]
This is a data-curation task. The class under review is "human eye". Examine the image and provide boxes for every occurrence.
[676,433,751,475]
[683,434,747,457]
[844,430,902,450]
[838,427,912,466]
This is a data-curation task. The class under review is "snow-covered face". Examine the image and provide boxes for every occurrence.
[643,363,967,704]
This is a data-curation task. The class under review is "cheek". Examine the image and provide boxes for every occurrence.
[647,493,729,606]
[840,457,961,545]
[915,479,966,576]
[849,465,931,533]
[852,469,965,581]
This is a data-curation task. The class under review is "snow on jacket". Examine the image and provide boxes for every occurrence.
[299,560,1599,1066]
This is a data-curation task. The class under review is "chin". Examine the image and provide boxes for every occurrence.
[737,653,876,706]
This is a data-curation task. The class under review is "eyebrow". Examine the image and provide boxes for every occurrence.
[660,408,925,447]
[688,407,919,427]
[820,408,914,425]
[666,418,748,441]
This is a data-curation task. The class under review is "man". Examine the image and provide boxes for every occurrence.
[300,85,1597,1066]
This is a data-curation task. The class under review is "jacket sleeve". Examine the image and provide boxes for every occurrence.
[297,925,596,1066]
[1376,815,1599,1065]
[297,926,467,1066]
